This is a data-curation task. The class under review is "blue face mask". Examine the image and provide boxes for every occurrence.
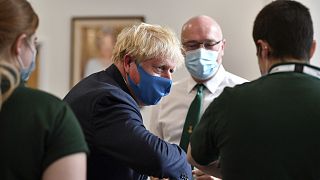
[128,64,172,105]
[17,42,37,82]
[185,48,220,80]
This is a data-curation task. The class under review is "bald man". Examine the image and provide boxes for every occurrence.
[149,15,247,179]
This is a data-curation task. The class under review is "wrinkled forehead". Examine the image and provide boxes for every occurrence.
[141,57,177,68]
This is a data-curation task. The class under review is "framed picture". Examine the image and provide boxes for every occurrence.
[70,16,145,88]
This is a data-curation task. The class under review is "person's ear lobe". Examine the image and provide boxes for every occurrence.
[256,40,270,59]
[12,34,27,56]
[309,40,316,59]
[256,40,272,75]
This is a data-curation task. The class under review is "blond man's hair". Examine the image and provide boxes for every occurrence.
[112,23,184,66]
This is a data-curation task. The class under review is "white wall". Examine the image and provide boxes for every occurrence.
[301,0,320,67]
[28,0,264,98]
[27,0,320,136]
[28,0,319,99]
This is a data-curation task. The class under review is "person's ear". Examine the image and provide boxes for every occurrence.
[309,40,316,59]
[123,54,134,74]
[256,40,272,75]
[220,38,226,57]
[12,33,27,56]
[256,40,270,59]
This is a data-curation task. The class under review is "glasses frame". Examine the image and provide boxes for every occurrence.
[183,40,222,51]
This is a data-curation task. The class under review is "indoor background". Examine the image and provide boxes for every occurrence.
[28,0,320,100]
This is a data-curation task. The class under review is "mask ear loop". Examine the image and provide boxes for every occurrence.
[0,61,20,110]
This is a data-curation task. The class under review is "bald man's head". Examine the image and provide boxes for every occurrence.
[181,15,225,65]
[181,15,223,44]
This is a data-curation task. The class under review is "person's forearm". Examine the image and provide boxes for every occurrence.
[194,161,222,178]
[187,144,222,178]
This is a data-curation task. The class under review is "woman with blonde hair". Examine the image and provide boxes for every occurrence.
[0,0,88,179]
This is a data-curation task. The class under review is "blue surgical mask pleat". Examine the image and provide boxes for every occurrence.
[185,48,220,80]
[18,43,37,82]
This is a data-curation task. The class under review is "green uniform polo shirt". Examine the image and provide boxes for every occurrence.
[0,85,88,180]
[191,71,320,180]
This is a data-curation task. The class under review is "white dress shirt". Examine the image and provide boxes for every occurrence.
[148,65,248,145]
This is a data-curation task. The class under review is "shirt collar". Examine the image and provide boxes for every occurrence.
[187,65,226,94]
[104,64,132,95]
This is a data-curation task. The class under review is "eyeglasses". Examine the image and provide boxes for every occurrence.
[183,40,222,51]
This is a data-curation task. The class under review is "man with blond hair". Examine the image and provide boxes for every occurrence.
[64,23,192,180]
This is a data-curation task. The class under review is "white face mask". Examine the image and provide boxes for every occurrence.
[185,48,220,80]
[17,41,37,82]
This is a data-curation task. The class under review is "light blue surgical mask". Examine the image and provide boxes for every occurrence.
[128,64,172,105]
[185,48,220,80]
[17,42,37,82]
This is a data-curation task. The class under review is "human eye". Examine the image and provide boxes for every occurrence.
[183,42,199,50]
[155,65,175,75]
[34,41,40,47]
[204,41,216,47]
[204,40,221,49]
[188,43,198,48]
[31,35,37,44]
[154,65,165,73]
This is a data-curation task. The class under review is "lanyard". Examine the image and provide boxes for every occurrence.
[268,63,320,79]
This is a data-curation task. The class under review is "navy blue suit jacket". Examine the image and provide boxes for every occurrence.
[64,65,191,180]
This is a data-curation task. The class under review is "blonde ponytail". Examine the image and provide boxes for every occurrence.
[0,61,20,110]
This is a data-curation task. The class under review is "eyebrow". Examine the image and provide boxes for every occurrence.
[183,39,219,44]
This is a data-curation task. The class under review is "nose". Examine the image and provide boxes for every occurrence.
[162,70,172,80]
[199,42,206,49]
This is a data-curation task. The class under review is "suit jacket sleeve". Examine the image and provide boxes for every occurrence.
[92,91,192,179]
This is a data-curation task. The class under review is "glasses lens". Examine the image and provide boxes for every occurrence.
[183,42,199,50]
[204,40,221,50]
[183,40,221,50]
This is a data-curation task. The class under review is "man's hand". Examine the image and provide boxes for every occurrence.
[150,177,169,180]
[193,169,222,180]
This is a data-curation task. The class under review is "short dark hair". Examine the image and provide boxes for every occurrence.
[253,0,313,60]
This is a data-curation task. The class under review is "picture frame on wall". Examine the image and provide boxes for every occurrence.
[70,16,145,88]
